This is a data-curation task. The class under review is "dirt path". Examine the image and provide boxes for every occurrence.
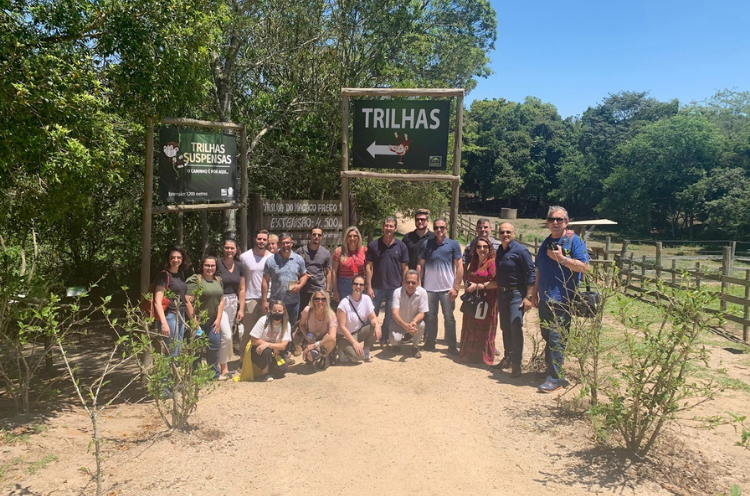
[2,218,749,494]
[3,306,749,495]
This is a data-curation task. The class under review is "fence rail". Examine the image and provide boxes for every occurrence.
[517,233,750,343]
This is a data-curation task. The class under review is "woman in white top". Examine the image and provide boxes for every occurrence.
[249,301,291,380]
[297,290,337,367]
[336,275,381,362]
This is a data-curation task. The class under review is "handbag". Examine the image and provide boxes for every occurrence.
[572,277,601,318]
[460,290,489,320]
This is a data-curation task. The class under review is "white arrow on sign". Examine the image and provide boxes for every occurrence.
[367,141,398,158]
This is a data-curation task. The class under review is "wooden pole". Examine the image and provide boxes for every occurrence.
[655,242,662,279]
[140,117,154,297]
[743,269,749,342]
[340,170,459,182]
[341,95,350,228]
[176,211,184,246]
[671,259,676,286]
[720,246,731,314]
[450,94,464,240]
[240,125,248,252]
[140,117,155,377]
[604,236,611,261]
[201,211,209,256]
[695,262,701,288]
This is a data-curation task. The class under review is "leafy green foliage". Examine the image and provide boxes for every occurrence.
[588,278,721,458]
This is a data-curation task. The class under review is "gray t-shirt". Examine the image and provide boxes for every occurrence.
[264,252,307,304]
[296,245,331,291]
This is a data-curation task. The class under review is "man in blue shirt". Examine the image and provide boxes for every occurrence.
[418,218,463,354]
[366,216,409,346]
[530,206,589,393]
[491,222,535,377]
[262,233,309,326]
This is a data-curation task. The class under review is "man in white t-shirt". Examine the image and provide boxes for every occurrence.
[239,230,272,363]
[390,270,428,358]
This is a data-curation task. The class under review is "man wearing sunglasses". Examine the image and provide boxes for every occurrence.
[296,227,332,309]
[389,270,428,358]
[418,218,463,354]
[462,217,501,268]
[403,209,435,270]
[529,206,589,393]
[490,222,535,377]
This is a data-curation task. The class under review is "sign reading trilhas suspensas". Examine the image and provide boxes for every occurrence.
[352,100,450,170]
[158,128,238,203]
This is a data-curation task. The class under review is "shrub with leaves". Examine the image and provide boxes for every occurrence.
[591,278,720,458]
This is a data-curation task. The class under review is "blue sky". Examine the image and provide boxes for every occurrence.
[467,0,750,118]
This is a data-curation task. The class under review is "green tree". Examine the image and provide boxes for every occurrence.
[556,91,678,216]
[599,114,725,234]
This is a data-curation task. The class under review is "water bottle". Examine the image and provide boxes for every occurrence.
[307,333,314,344]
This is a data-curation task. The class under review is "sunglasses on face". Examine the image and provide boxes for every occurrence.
[352,282,365,287]
[547,217,566,223]
[416,218,428,222]
[499,230,513,234]
[405,281,418,285]
[313,297,326,302]
[434,226,447,231]
[311,233,322,237]
[476,245,489,250]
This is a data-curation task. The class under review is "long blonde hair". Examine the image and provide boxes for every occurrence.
[340,226,363,260]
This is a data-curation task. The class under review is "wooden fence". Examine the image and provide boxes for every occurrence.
[516,234,750,344]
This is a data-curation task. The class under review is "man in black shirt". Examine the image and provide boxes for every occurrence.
[402,209,435,271]
[491,222,535,377]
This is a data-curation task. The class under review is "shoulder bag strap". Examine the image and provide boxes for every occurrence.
[347,296,368,326]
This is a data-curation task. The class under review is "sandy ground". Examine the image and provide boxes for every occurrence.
[2,219,750,495]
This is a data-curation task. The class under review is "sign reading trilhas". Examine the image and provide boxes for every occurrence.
[158,128,237,203]
[352,100,450,170]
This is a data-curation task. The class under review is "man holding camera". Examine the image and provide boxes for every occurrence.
[529,206,589,393]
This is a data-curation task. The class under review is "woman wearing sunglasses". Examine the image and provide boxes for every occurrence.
[296,290,337,367]
[336,275,381,362]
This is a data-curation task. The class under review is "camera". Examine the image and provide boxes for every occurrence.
[548,241,559,250]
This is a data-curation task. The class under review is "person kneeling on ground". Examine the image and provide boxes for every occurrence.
[336,275,381,362]
[249,301,291,381]
[390,270,428,359]
[296,290,337,367]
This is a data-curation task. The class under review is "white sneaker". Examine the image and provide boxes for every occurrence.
[263,375,274,382]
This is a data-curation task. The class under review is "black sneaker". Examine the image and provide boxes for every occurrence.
[423,342,436,351]
[447,347,459,356]
[510,364,522,378]
[411,348,422,359]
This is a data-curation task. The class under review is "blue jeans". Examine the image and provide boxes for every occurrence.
[373,288,395,344]
[425,290,456,348]
[337,277,354,301]
[197,321,221,378]
[163,310,185,358]
[284,301,300,327]
[498,290,525,365]
[538,300,571,382]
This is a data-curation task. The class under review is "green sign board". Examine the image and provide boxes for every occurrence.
[158,128,237,203]
[352,100,450,170]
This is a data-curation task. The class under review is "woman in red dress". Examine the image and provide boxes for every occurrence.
[459,237,498,364]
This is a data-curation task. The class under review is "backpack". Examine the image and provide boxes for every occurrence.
[141,270,170,318]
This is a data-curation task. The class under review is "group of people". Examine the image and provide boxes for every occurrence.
[151,205,589,392]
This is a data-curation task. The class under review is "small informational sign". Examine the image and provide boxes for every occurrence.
[352,100,450,170]
[261,200,343,247]
[158,128,237,203]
